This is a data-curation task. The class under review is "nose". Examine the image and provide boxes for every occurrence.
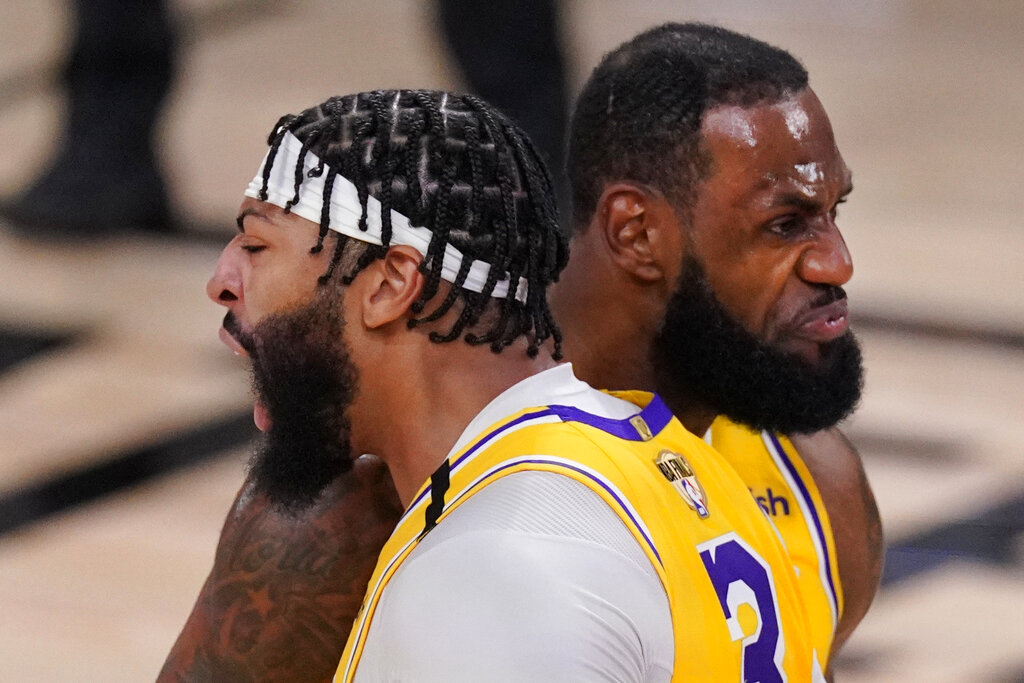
[797,223,853,287]
[206,242,243,307]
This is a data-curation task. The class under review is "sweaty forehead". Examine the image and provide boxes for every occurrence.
[699,89,851,198]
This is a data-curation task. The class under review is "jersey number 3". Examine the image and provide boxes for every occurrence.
[698,533,786,683]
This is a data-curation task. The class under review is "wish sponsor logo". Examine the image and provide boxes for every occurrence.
[749,487,791,517]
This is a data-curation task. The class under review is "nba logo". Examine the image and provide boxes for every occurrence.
[655,450,710,519]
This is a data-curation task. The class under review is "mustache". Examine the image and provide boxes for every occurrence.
[810,285,847,308]
[223,312,257,356]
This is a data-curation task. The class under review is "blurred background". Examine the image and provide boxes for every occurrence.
[0,1,1021,680]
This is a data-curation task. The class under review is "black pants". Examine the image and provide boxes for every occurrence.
[438,0,569,214]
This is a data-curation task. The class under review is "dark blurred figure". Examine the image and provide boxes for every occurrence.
[1,0,177,237]
[4,1,565,237]
[438,0,570,213]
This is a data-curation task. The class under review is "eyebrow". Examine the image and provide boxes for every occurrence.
[772,177,854,211]
[235,207,264,233]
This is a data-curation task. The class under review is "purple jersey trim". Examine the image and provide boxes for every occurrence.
[546,393,673,440]
[768,433,839,612]
[409,393,672,543]
[408,408,557,511]
[412,393,673,510]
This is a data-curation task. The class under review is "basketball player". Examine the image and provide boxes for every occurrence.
[161,24,880,682]
[554,23,881,678]
[165,87,826,682]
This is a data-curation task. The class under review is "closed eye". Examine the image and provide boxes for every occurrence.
[767,215,803,237]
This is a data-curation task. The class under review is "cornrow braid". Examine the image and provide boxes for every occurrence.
[284,133,314,214]
[315,104,351,265]
[346,112,375,234]
[501,119,565,358]
[462,94,515,301]
[408,90,453,310]
[368,91,396,247]
[258,114,297,201]
[411,151,459,313]
[417,255,473,327]
[260,90,568,357]
[458,95,527,354]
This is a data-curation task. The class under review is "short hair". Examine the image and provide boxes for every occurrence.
[260,90,568,358]
[568,22,808,229]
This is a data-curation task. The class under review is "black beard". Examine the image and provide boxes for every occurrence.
[650,256,863,434]
[246,288,358,513]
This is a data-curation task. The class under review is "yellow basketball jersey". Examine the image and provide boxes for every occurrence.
[337,393,819,682]
[708,417,843,673]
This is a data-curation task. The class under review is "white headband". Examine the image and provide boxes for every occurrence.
[244,131,528,303]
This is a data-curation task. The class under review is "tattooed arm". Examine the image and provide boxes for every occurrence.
[158,454,403,683]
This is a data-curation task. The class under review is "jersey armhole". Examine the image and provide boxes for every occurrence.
[763,432,844,622]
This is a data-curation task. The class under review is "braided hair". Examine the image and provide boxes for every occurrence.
[568,22,809,229]
[258,90,567,359]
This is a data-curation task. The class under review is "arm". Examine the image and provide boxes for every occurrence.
[158,454,403,683]
[787,428,883,680]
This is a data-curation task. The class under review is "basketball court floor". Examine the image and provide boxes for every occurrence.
[1,1,1022,680]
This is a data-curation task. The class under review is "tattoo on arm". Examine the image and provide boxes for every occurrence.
[159,456,403,683]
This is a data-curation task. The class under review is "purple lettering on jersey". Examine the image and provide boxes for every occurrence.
[699,534,786,683]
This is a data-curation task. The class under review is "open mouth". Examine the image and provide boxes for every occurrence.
[218,317,271,431]
[218,325,249,357]
[221,312,257,356]
[253,399,271,432]
[795,299,849,343]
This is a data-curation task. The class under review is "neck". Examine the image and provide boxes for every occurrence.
[656,390,719,437]
[552,232,720,437]
[353,339,557,507]
[551,235,660,394]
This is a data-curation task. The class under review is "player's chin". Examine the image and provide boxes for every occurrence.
[773,335,827,367]
[777,332,851,371]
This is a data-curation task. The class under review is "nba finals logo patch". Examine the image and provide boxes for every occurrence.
[655,450,710,518]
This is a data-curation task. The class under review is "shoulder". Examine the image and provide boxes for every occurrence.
[160,455,403,683]
[360,471,673,683]
[786,428,883,654]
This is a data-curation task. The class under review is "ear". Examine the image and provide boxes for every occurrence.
[356,245,426,330]
[594,183,683,283]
